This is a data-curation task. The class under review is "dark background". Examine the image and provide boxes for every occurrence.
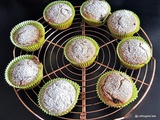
[0,0,160,120]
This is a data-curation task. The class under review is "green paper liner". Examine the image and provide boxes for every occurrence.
[38,78,80,116]
[64,35,100,68]
[117,36,152,69]
[5,55,43,89]
[10,20,45,52]
[80,0,111,26]
[107,9,140,39]
[96,70,138,108]
[43,1,75,30]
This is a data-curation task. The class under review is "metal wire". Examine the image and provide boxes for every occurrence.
[13,6,156,120]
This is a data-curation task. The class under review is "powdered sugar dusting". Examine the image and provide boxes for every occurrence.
[14,25,40,46]
[66,38,96,63]
[119,39,151,64]
[108,10,138,34]
[102,72,133,103]
[11,59,39,86]
[45,3,72,24]
[83,0,109,21]
[41,80,76,114]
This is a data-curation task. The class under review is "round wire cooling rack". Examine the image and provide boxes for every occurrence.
[12,6,156,120]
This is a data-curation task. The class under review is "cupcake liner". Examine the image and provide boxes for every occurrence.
[107,9,140,39]
[5,55,43,89]
[64,35,100,68]
[116,36,152,69]
[38,78,80,116]
[80,0,111,26]
[10,20,45,52]
[96,70,138,108]
[43,1,75,30]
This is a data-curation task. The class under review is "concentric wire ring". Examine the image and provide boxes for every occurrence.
[13,6,156,120]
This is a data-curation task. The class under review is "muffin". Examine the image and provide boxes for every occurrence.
[38,78,80,116]
[43,1,75,30]
[5,55,43,89]
[64,35,100,68]
[107,10,140,39]
[10,20,45,52]
[117,36,152,69]
[97,71,138,108]
[80,0,111,26]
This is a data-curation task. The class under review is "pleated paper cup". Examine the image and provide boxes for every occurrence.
[96,70,138,108]
[10,20,45,52]
[43,1,75,30]
[80,0,111,26]
[38,78,80,116]
[5,55,43,89]
[64,35,100,68]
[116,36,152,69]
[107,9,140,39]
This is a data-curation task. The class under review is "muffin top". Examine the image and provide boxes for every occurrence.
[39,79,76,115]
[45,3,72,24]
[82,0,110,21]
[65,38,96,63]
[107,10,139,34]
[10,57,40,86]
[118,38,151,65]
[14,25,40,46]
[98,71,133,106]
